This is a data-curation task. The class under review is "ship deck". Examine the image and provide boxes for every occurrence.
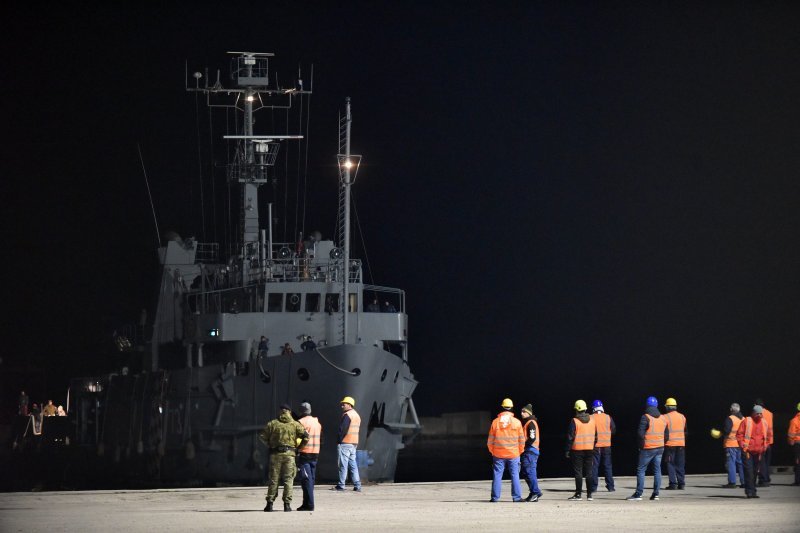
[1,473,797,531]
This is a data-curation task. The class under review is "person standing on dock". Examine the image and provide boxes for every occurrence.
[589,399,616,493]
[663,397,687,490]
[754,398,773,487]
[722,403,745,488]
[737,404,772,499]
[259,403,309,512]
[333,396,362,492]
[788,402,800,486]
[487,398,525,502]
[297,402,322,511]
[627,396,668,501]
[565,400,597,501]
[520,404,543,502]
[18,391,29,416]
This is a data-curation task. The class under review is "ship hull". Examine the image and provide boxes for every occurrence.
[72,343,417,486]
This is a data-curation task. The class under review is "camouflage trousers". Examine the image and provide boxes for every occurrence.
[266,453,296,503]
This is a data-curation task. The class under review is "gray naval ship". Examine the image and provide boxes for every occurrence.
[68,52,421,486]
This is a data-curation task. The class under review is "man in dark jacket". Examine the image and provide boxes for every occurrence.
[520,403,543,502]
[259,404,309,512]
[565,400,597,501]
[627,396,669,501]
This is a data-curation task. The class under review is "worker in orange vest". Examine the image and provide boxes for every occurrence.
[663,397,687,490]
[736,404,772,498]
[788,402,800,486]
[565,399,597,501]
[627,396,668,501]
[333,396,362,492]
[722,402,745,488]
[487,398,526,502]
[296,402,322,511]
[520,403,543,502]
[754,398,773,486]
[589,399,616,493]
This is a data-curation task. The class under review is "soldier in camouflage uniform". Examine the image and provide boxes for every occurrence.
[259,403,309,512]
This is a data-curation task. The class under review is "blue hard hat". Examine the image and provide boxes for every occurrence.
[646,396,658,407]
[592,400,603,409]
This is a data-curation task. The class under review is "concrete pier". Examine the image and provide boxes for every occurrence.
[1,473,797,532]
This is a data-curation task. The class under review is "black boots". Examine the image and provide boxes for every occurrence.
[284,503,292,512]
[264,502,273,512]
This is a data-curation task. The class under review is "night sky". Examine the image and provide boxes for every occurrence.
[4,2,800,456]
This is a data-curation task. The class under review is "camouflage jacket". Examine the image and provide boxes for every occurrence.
[259,411,309,454]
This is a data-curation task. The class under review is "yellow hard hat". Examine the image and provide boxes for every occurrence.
[341,396,355,406]
[710,428,722,439]
[501,398,514,409]
[665,397,677,407]
[574,399,587,411]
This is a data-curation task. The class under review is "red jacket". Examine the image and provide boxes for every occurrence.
[736,416,770,454]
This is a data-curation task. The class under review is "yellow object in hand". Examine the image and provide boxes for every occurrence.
[710,428,722,439]
[296,438,302,447]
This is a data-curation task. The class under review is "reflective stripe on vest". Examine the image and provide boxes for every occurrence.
[664,411,686,446]
[592,412,612,448]
[524,419,540,450]
[299,416,322,454]
[725,415,742,448]
[342,410,361,445]
[742,417,754,449]
[644,414,666,449]
[571,417,596,451]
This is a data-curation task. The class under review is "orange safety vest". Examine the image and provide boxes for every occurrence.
[643,414,667,449]
[762,408,774,445]
[592,412,612,448]
[487,412,525,459]
[299,415,322,454]
[724,415,743,448]
[664,411,686,447]
[788,413,800,445]
[523,418,540,450]
[571,417,596,451]
[341,409,361,445]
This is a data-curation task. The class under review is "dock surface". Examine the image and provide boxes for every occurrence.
[1,473,797,532]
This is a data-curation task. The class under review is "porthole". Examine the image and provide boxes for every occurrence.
[351,368,361,377]
[297,368,310,381]
[380,369,387,382]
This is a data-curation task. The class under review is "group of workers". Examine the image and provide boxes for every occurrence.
[487,397,800,503]
[257,394,800,513]
[258,395,361,512]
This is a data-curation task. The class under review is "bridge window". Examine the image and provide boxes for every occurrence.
[325,294,340,314]
[286,293,301,312]
[267,293,283,312]
[305,293,321,313]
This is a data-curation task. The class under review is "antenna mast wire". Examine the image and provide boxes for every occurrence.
[137,143,161,248]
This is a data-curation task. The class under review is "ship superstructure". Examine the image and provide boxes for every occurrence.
[67,52,420,485]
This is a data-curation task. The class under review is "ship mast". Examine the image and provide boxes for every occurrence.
[337,98,361,345]
[186,52,308,274]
